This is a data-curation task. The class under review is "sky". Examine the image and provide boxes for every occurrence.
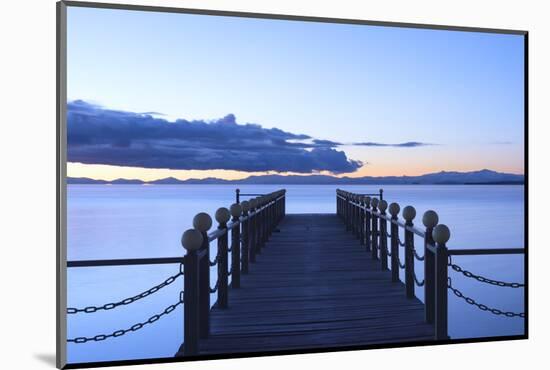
[66,6,525,181]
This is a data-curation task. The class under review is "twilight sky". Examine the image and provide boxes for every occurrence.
[66,6,525,181]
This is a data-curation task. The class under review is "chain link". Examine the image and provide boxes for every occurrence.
[397,237,405,247]
[386,232,405,247]
[67,292,184,343]
[398,256,406,269]
[67,265,184,314]
[449,262,524,288]
[210,280,219,293]
[413,249,425,261]
[413,272,425,287]
[448,279,524,318]
[209,254,219,267]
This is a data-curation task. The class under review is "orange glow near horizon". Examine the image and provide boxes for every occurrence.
[67,158,524,182]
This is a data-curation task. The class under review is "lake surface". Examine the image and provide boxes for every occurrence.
[67,184,525,363]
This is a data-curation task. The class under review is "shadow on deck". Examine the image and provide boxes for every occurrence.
[178,214,434,355]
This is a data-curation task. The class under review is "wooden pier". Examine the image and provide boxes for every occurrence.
[180,213,433,355]
[66,188,525,360]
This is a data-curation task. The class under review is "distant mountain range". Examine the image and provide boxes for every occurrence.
[67,169,524,185]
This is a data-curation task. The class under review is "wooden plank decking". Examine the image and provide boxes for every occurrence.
[179,214,434,355]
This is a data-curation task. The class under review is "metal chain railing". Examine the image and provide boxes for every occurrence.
[413,249,424,261]
[68,291,184,343]
[386,232,406,247]
[409,236,425,261]
[413,272,425,287]
[398,255,406,269]
[210,280,219,294]
[209,254,219,267]
[449,260,524,288]
[448,278,524,318]
[67,264,184,314]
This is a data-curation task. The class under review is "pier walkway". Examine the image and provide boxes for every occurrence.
[194,214,433,355]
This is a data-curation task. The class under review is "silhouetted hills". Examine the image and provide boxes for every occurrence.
[67,169,524,185]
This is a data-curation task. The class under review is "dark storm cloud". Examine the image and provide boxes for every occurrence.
[353,141,435,148]
[312,139,343,147]
[67,100,362,173]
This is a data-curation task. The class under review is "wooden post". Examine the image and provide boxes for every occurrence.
[257,197,264,254]
[371,198,379,260]
[230,203,242,288]
[235,188,240,204]
[249,198,257,263]
[378,200,388,270]
[389,203,400,282]
[403,206,416,299]
[422,210,439,324]
[355,195,361,239]
[181,229,202,356]
[282,190,286,218]
[345,192,351,231]
[351,194,359,236]
[193,212,212,339]
[364,196,371,252]
[434,224,450,340]
[359,196,365,245]
[347,193,352,231]
[336,189,340,216]
[214,207,230,309]
[379,188,384,201]
[240,201,250,274]
[267,196,273,238]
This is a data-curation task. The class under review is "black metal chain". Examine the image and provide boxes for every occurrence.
[209,254,219,266]
[398,256,406,269]
[386,232,406,247]
[448,278,524,318]
[210,280,219,293]
[409,236,425,261]
[67,264,184,314]
[67,292,184,343]
[413,272,425,287]
[413,249,425,261]
[449,261,524,288]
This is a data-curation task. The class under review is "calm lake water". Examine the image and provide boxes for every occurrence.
[67,184,525,364]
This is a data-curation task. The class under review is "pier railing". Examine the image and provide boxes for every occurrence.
[336,189,525,340]
[181,189,286,354]
[65,189,286,354]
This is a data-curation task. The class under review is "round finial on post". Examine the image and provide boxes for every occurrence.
[378,200,388,212]
[402,206,416,221]
[389,202,400,216]
[371,197,379,208]
[230,203,242,218]
[193,212,212,232]
[364,196,371,206]
[422,210,439,228]
[249,198,257,209]
[240,200,250,212]
[181,229,203,251]
[432,224,451,244]
[215,207,230,224]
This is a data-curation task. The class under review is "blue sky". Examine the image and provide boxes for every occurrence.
[66,6,525,180]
